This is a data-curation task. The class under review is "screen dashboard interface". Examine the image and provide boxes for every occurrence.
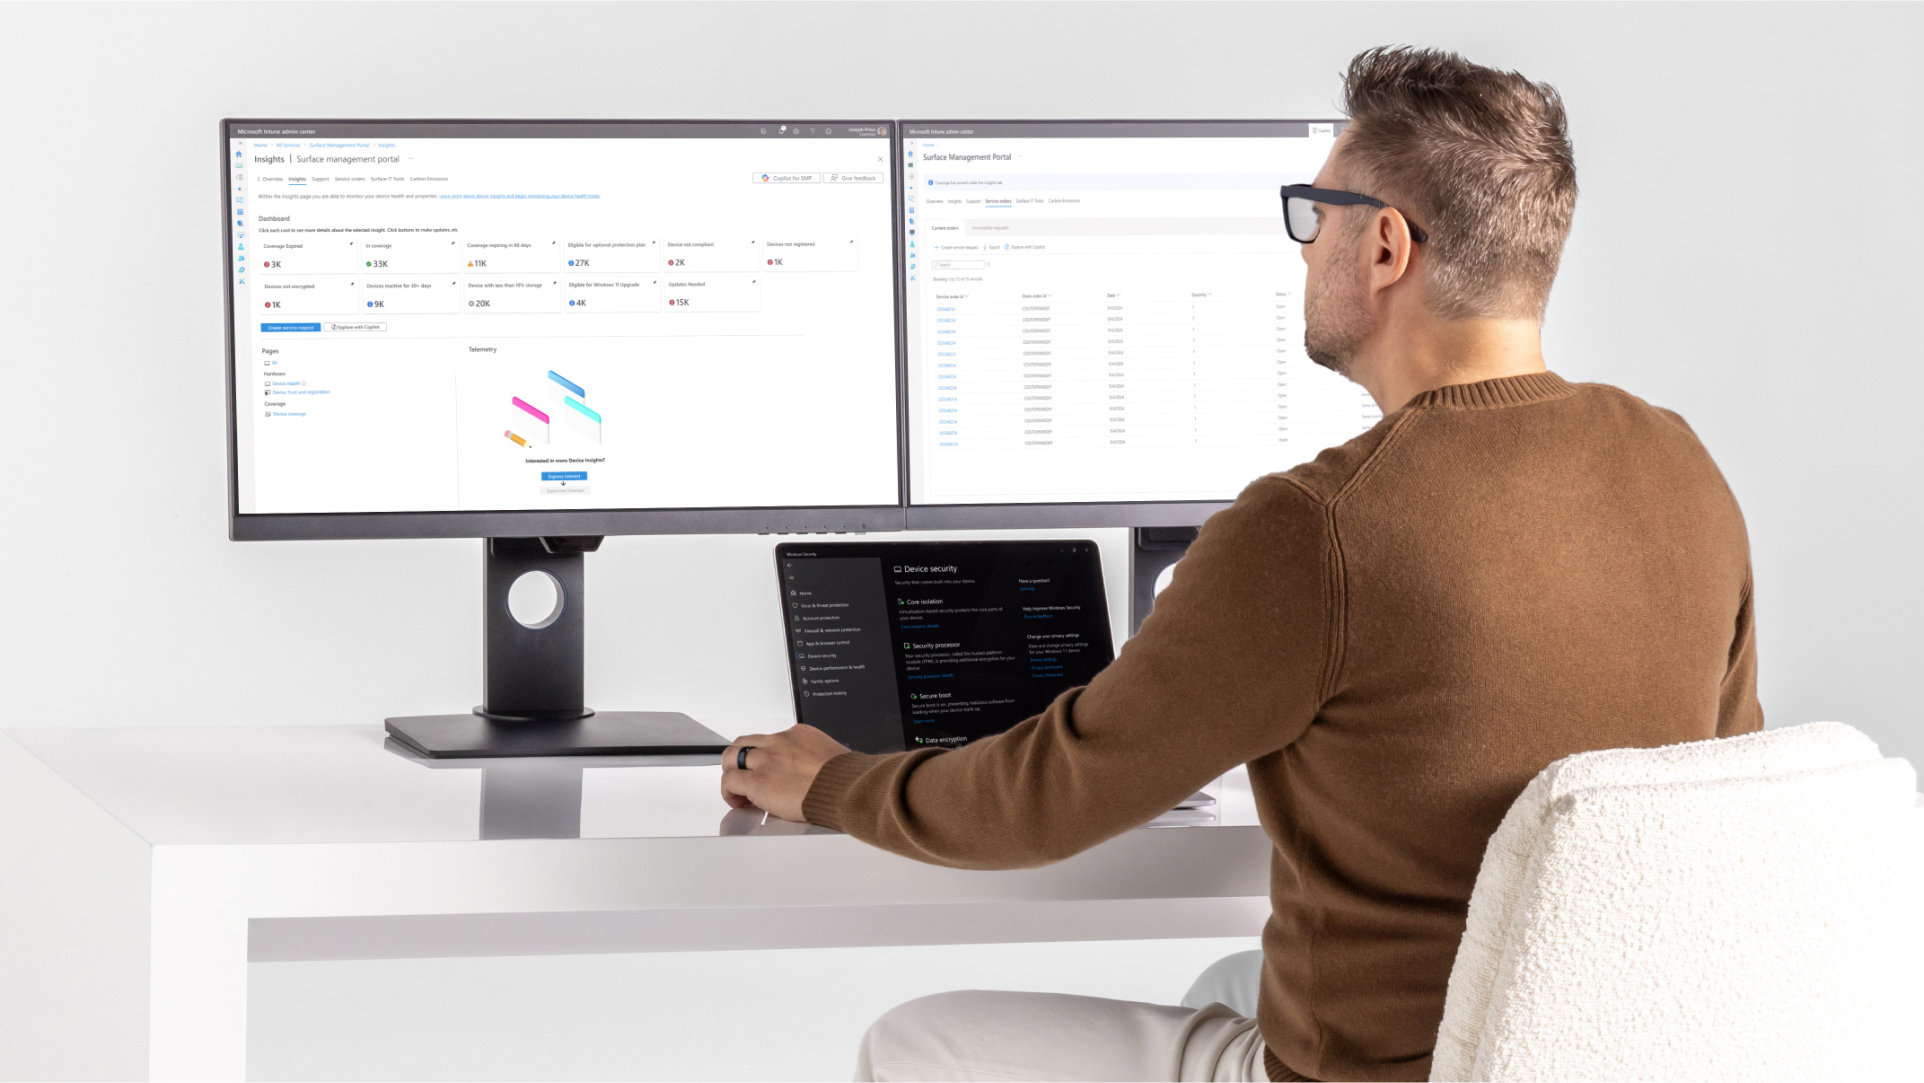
[901,120,1384,507]
[777,541,1113,754]
[226,121,899,516]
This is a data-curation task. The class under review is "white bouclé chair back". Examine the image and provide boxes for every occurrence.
[1430,721,1919,1082]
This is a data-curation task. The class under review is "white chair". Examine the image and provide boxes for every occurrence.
[1181,722,1922,1082]
[1431,721,1919,1081]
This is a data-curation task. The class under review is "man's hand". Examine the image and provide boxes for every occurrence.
[720,724,852,823]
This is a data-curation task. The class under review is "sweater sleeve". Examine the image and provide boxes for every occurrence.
[1717,566,1763,737]
[800,474,1335,869]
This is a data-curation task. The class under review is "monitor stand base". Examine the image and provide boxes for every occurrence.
[385,709,730,759]
[386,537,731,759]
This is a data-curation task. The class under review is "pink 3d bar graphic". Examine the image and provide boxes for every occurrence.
[507,372,601,448]
[509,396,550,444]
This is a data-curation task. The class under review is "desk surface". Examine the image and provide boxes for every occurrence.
[1,722,1916,1083]
[2,722,1258,845]
[0,722,1270,1082]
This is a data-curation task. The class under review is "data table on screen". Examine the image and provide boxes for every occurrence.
[901,122,1382,508]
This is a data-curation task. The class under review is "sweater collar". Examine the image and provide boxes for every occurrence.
[1405,370,1575,409]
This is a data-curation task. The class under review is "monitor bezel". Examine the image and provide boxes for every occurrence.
[222,117,909,541]
[896,117,1342,531]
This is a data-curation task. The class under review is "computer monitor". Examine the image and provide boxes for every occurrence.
[222,118,902,756]
[898,120,1381,531]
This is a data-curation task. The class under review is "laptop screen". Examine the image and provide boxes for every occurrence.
[775,540,1113,753]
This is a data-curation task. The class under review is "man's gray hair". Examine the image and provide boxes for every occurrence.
[1338,46,1578,321]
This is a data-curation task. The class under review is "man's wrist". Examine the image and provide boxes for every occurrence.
[800,749,879,831]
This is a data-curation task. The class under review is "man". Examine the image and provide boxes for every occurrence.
[722,45,1760,1083]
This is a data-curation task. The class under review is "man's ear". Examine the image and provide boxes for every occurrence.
[1366,209,1413,295]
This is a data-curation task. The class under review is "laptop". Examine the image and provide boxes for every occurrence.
[775,539,1213,809]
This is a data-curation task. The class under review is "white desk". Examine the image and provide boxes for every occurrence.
[0,724,1270,1082]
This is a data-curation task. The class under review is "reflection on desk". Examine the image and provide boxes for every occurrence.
[719,807,839,836]
[2,724,1251,847]
[716,802,1218,837]
[385,736,725,840]
[387,737,1222,839]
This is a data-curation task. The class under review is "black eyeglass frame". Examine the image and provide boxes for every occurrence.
[1279,184,1430,245]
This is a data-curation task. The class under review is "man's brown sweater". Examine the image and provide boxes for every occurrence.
[803,371,1762,1082]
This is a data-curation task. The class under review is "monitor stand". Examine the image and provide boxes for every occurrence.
[385,536,731,759]
[1128,526,1199,635]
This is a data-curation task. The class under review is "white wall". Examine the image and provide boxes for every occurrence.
[3,1,1917,758]
[2,2,1919,1078]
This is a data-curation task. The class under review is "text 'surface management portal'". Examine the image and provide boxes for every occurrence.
[901,123,1381,506]
[230,125,899,514]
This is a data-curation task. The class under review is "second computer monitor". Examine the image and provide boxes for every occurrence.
[900,120,1382,528]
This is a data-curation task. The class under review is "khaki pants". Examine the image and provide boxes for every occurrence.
[853,989,1268,1082]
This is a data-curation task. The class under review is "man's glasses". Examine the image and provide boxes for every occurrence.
[1280,184,1430,245]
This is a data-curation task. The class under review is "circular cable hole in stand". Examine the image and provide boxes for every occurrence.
[1153,561,1180,599]
[507,570,565,630]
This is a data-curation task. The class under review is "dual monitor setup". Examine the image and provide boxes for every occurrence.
[223,117,1376,759]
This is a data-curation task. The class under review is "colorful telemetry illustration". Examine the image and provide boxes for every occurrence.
[505,370,602,447]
